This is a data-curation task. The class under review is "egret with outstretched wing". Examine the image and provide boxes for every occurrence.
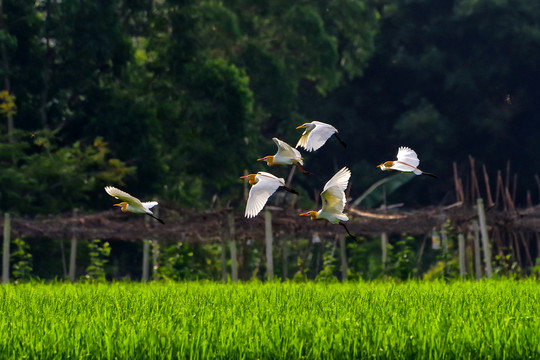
[257,138,311,175]
[299,167,356,239]
[296,121,346,152]
[377,147,437,178]
[241,172,298,218]
[105,186,164,224]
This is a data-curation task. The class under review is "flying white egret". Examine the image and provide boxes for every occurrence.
[377,146,437,178]
[299,167,356,239]
[105,186,164,224]
[257,137,312,175]
[296,121,346,152]
[240,172,298,218]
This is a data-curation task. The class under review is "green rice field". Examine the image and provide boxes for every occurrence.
[0,280,539,359]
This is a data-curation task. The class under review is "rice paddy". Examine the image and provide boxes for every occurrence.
[0,280,539,359]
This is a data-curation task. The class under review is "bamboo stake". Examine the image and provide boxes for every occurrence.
[504,187,515,213]
[453,162,463,203]
[496,171,505,211]
[527,190,533,209]
[519,232,533,268]
[505,160,511,195]
[482,164,494,207]
[511,233,522,269]
[477,198,493,278]
[469,155,480,200]
[264,209,274,281]
[512,173,518,205]
[535,175,540,205]
[2,213,10,284]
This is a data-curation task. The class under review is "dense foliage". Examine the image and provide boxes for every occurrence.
[2,0,540,280]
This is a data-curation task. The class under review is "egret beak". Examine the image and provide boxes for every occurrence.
[256,157,266,161]
[113,203,122,207]
[299,212,309,216]
[377,164,382,168]
[296,125,305,129]
[240,175,248,179]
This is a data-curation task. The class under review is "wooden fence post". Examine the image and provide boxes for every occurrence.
[381,233,388,270]
[264,209,274,281]
[220,237,227,282]
[152,239,159,280]
[228,212,238,282]
[472,220,482,280]
[282,239,289,280]
[477,198,493,278]
[458,233,466,277]
[142,214,151,283]
[339,234,348,281]
[68,209,78,282]
[2,213,10,284]
[142,240,150,283]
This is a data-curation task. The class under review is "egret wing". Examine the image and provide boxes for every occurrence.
[396,147,420,168]
[142,201,158,210]
[304,122,337,151]
[105,186,143,207]
[245,173,284,218]
[323,167,351,193]
[321,186,346,214]
[273,138,303,165]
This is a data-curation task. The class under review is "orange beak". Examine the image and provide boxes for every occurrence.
[299,212,309,216]
[296,125,305,129]
[257,157,266,161]
[240,175,248,179]
[113,203,122,207]
[377,164,382,168]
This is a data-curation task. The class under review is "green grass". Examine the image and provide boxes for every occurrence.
[0,280,539,359]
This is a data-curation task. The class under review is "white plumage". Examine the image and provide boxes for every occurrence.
[243,172,286,218]
[105,186,164,223]
[271,137,303,165]
[318,167,351,224]
[296,121,339,152]
[394,146,422,175]
[377,146,436,178]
